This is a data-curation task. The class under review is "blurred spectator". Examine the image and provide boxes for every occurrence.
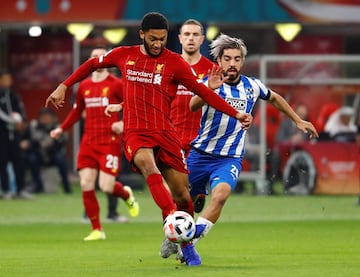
[315,102,339,137]
[0,68,31,199]
[267,104,310,194]
[21,108,72,193]
[324,106,357,142]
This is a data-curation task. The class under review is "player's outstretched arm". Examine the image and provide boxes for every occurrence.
[295,120,318,139]
[45,57,108,109]
[268,90,319,139]
[45,83,67,109]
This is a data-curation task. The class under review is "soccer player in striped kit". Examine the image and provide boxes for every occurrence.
[185,34,318,252]
[161,19,214,260]
[46,13,251,266]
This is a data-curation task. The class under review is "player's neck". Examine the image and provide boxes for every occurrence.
[91,70,109,82]
[182,51,201,65]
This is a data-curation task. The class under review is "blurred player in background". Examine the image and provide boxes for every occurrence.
[170,19,214,157]
[46,12,251,266]
[181,33,318,261]
[50,46,139,241]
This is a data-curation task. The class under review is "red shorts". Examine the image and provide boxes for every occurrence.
[123,129,188,174]
[77,143,122,176]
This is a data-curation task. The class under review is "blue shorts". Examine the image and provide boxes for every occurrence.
[187,149,243,197]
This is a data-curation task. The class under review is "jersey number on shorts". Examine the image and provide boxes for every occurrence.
[230,164,239,181]
[105,154,119,170]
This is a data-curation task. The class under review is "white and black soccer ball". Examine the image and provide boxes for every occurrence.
[163,211,195,243]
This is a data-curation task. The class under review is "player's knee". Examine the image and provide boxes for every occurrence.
[98,182,113,194]
[80,181,94,191]
[134,153,159,177]
[173,189,191,203]
[211,189,230,207]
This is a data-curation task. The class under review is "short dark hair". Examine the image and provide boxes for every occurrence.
[141,12,169,32]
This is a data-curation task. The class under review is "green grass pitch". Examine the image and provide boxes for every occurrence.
[1,185,360,276]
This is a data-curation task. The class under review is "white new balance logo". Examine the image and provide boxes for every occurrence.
[153,74,162,85]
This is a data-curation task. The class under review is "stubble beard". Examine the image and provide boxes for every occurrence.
[143,39,161,57]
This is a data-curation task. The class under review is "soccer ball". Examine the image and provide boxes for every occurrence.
[163,211,195,243]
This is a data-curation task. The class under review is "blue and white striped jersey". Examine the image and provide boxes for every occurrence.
[191,75,270,157]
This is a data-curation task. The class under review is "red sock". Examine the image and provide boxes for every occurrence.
[82,190,101,230]
[112,181,130,201]
[146,174,176,220]
[176,198,194,217]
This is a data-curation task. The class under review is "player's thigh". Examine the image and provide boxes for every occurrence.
[187,151,212,197]
[133,148,160,177]
[78,168,98,191]
[98,170,116,192]
[209,158,242,191]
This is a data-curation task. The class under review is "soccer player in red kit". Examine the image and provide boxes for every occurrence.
[170,19,215,157]
[50,47,139,241]
[46,12,252,266]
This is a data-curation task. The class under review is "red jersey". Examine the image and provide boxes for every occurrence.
[63,45,238,133]
[170,56,214,151]
[61,74,123,145]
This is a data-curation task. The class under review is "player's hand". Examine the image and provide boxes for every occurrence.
[207,65,228,90]
[111,121,124,134]
[236,113,253,130]
[50,127,63,139]
[45,84,67,109]
[104,104,123,117]
[296,120,319,139]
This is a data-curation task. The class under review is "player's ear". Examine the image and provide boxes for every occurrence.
[139,30,145,40]
[199,34,205,44]
[216,57,221,66]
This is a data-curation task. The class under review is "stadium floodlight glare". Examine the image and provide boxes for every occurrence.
[275,23,302,42]
[103,28,127,44]
[28,26,42,37]
[66,23,93,41]
[206,25,219,41]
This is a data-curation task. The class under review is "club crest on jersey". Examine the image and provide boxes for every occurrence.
[153,74,162,85]
[151,64,163,85]
[127,60,135,65]
[155,64,164,73]
[102,87,109,96]
[226,97,246,111]
[245,87,254,100]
